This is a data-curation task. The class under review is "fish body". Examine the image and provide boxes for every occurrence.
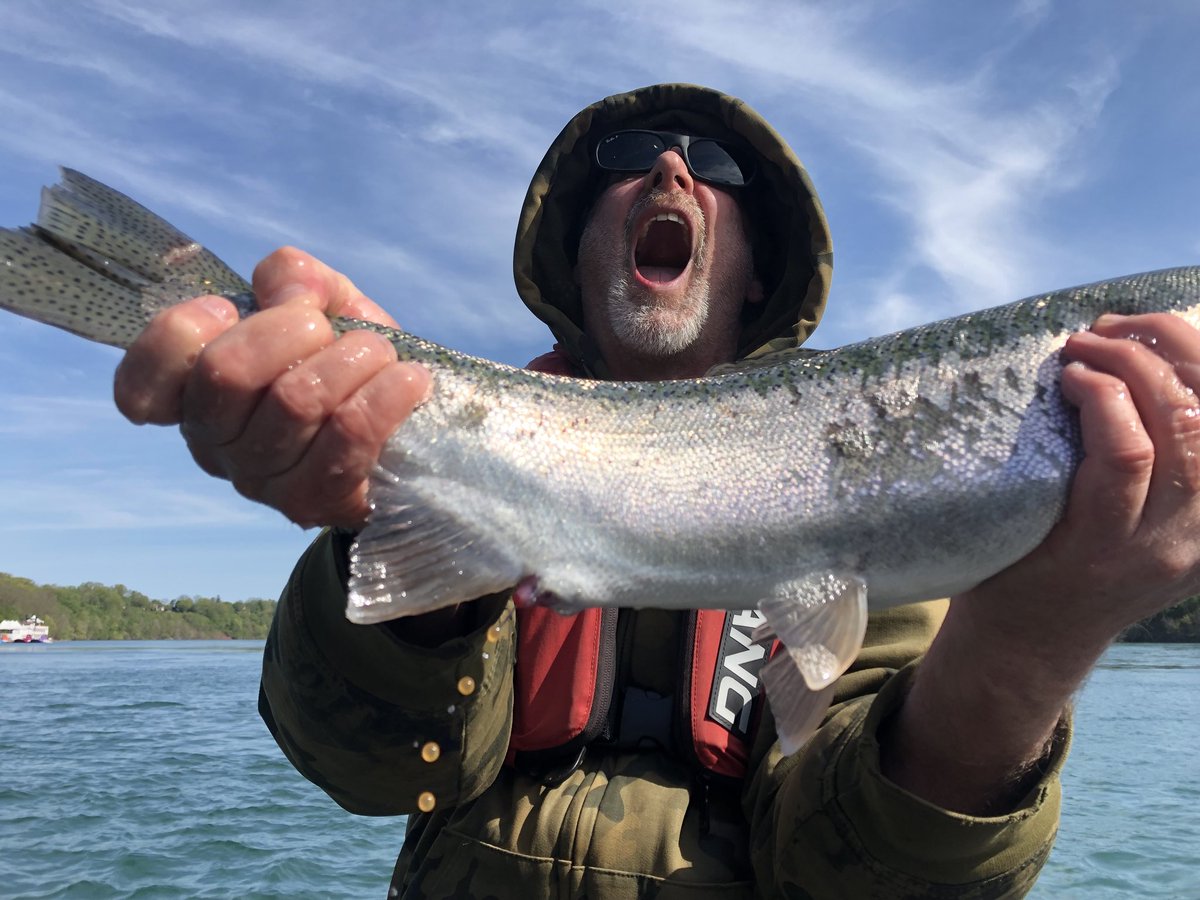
[4,169,1199,748]
[355,267,1200,619]
[358,302,1072,613]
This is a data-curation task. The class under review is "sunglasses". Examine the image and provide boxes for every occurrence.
[594,130,757,188]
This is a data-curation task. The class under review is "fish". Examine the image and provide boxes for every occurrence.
[4,168,1200,750]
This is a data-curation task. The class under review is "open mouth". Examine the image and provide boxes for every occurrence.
[633,211,693,285]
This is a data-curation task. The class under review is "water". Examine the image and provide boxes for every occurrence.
[1028,643,1199,899]
[0,642,1195,898]
[0,641,399,898]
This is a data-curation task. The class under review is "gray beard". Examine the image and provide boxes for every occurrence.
[601,267,712,357]
[581,190,712,358]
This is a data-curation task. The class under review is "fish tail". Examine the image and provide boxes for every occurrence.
[0,168,253,349]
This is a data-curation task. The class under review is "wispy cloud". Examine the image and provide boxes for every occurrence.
[0,394,119,437]
[578,0,1123,327]
[0,469,273,530]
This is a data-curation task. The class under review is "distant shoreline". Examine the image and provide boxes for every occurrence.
[0,572,275,641]
[3,571,1197,643]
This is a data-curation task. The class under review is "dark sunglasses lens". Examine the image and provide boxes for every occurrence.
[688,140,752,186]
[597,132,666,171]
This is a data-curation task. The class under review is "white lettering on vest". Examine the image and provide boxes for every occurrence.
[707,609,771,738]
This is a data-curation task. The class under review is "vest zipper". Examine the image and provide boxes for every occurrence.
[588,607,621,741]
[674,610,702,769]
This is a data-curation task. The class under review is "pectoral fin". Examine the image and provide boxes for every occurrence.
[345,466,524,624]
[754,572,869,754]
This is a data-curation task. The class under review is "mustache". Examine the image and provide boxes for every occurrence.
[623,189,707,249]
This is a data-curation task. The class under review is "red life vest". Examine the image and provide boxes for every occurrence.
[505,352,773,782]
[505,605,774,782]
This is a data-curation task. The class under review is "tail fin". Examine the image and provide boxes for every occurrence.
[0,168,254,349]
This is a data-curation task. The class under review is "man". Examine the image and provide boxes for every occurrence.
[115,84,1200,897]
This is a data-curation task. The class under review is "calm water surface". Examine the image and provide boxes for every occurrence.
[1028,643,1199,899]
[0,641,1195,898]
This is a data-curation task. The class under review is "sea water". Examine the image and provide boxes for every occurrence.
[0,641,1195,898]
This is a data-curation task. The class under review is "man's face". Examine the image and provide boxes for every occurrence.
[576,146,760,367]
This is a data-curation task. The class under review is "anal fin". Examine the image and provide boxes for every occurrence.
[755,572,869,754]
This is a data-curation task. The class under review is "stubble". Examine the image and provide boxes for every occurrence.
[578,190,711,357]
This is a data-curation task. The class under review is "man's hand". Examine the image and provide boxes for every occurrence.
[113,247,431,530]
[882,312,1200,814]
[952,311,1200,663]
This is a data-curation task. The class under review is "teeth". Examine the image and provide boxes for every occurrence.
[639,211,689,239]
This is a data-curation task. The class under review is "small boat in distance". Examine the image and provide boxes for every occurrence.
[0,616,52,644]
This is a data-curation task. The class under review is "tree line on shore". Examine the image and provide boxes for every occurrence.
[0,572,275,640]
[1116,595,1200,643]
[0,570,1197,642]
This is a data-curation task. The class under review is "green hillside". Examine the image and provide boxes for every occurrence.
[0,572,275,640]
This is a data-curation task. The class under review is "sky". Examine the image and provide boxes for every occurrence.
[0,0,1197,603]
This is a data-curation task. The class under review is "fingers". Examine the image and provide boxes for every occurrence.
[207,329,400,481]
[252,246,400,326]
[1091,312,1200,378]
[1065,317,1200,509]
[179,299,337,453]
[114,295,240,424]
[963,312,1200,652]
[237,359,431,528]
[1057,360,1152,540]
[175,277,428,528]
[114,246,425,530]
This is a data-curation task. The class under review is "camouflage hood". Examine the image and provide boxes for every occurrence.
[513,83,833,375]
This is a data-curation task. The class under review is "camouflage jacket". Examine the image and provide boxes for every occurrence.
[260,529,1068,898]
[261,83,1069,898]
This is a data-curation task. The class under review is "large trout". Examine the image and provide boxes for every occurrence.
[3,169,1197,748]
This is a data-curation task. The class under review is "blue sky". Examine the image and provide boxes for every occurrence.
[0,0,1197,603]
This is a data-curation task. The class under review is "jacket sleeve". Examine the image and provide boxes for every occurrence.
[258,529,516,816]
[743,600,1070,898]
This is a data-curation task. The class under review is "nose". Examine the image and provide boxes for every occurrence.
[643,148,694,195]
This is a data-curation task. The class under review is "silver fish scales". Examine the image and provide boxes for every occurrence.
[3,169,1199,749]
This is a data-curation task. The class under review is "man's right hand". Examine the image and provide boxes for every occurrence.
[113,247,431,530]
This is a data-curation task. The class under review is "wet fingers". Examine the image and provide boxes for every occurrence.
[217,330,400,481]
[252,246,399,325]
[248,361,431,528]
[1058,360,1153,540]
[114,296,239,425]
[179,302,336,458]
[1067,318,1200,518]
